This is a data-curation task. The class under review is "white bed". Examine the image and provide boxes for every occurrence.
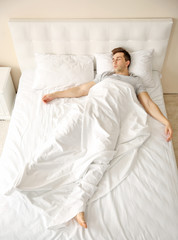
[0,19,178,240]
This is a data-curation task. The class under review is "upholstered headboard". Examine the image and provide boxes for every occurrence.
[9,19,173,72]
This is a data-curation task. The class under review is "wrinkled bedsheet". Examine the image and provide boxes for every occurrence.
[6,78,150,229]
[0,71,178,240]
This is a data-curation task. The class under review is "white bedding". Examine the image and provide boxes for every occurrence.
[10,77,150,229]
[0,70,178,239]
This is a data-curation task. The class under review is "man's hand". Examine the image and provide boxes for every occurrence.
[165,121,173,142]
[42,93,56,103]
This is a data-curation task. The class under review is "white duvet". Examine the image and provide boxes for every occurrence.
[6,78,150,229]
[0,72,178,239]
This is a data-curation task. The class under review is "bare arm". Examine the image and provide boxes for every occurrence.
[137,92,173,142]
[42,81,96,103]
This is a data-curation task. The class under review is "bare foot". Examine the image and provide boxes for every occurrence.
[74,212,87,228]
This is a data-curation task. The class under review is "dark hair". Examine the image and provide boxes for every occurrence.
[112,47,131,67]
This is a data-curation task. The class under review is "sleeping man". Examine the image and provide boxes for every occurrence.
[42,47,173,228]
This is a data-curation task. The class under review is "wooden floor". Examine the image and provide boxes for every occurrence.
[164,94,178,168]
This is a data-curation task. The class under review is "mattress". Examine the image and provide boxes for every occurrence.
[0,69,178,240]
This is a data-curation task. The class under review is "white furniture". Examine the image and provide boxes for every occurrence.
[0,67,16,120]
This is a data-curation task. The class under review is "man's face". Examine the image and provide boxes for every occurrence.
[112,52,130,73]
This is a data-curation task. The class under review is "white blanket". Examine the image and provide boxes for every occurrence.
[8,78,150,229]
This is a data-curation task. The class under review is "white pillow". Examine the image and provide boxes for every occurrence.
[33,53,94,90]
[95,49,154,87]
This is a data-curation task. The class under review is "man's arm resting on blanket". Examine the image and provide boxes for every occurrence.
[137,92,173,142]
[42,81,96,103]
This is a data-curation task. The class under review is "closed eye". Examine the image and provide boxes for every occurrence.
[112,57,122,62]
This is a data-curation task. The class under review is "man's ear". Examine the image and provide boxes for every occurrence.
[126,60,130,68]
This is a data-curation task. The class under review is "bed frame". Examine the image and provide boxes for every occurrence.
[9,18,173,73]
[3,18,178,240]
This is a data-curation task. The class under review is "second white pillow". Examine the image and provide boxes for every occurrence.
[95,49,154,88]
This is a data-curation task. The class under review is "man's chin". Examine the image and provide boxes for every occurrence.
[113,68,118,73]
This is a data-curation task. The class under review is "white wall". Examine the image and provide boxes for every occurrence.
[0,0,178,93]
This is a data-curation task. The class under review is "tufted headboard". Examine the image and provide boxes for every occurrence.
[9,19,173,72]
